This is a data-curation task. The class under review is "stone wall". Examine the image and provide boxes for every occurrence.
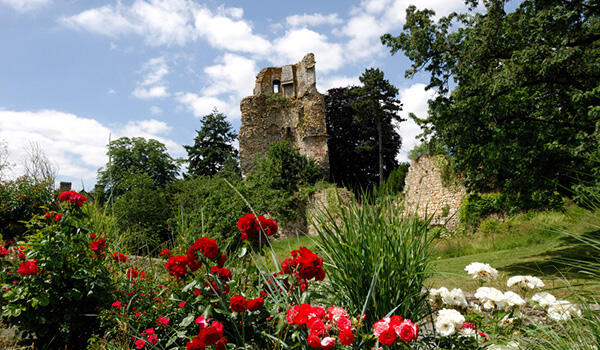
[403,155,466,230]
[239,53,329,177]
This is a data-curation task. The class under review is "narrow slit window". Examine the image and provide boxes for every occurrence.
[273,80,281,94]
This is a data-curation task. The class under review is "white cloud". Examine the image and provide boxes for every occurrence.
[273,28,344,73]
[132,56,170,99]
[286,13,342,27]
[0,0,51,13]
[175,92,239,120]
[0,110,182,187]
[396,83,436,161]
[202,54,257,98]
[60,1,271,54]
[150,106,162,115]
[132,86,169,99]
[318,75,360,92]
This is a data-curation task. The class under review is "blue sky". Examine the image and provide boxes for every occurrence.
[0,0,483,189]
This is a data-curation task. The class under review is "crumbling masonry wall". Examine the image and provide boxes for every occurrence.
[239,53,329,177]
[403,155,466,230]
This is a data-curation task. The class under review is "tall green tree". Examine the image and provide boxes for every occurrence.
[185,110,238,177]
[381,0,600,208]
[326,83,403,193]
[352,68,404,185]
[96,137,180,202]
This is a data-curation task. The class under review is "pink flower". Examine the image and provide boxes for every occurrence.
[157,316,170,326]
[147,334,159,345]
[112,301,122,308]
[195,316,210,328]
[321,337,336,350]
[179,301,186,308]
[135,338,146,349]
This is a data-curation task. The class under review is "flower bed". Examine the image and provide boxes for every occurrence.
[0,191,587,349]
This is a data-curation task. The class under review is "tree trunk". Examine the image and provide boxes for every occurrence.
[377,116,383,185]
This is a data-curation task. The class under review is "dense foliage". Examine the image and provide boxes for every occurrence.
[0,176,55,240]
[0,192,112,349]
[325,76,403,194]
[382,0,600,209]
[96,137,180,203]
[185,110,239,178]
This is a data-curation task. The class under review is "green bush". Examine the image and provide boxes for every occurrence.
[380,162,409,194]
[0,176,55,240]
[0,193,113,349]
[459,192,505,230]
[167,176,250,253]
[113,172,170,254]
[314,190,435,328]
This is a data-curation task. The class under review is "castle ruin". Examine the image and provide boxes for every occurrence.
[239,53,329,177]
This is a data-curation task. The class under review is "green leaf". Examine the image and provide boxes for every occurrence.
[179,314,195,327]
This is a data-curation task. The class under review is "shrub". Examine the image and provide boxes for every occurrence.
[0,191,113,349]
[380,162,409,194]
[459,192,505,230]
[313,190,435,329]
[0,176,55,240]
[113,172,170,254]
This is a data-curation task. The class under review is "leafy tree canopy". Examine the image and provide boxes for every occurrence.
[185,109,239,177]
[326,69,403,193]
[382,0,600,208]
[96,137,180,202]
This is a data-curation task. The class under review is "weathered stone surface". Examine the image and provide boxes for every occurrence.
[403,155,466,230]
[240,53,329,177]
[306,187,355,236]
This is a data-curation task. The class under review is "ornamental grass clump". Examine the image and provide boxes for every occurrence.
[313,190,436,328]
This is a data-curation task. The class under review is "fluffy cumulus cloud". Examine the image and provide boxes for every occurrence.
[202,54,257,99]
[286,13,342,27]
[0,0,51,13]
[317,75,360,92]
[0,110,181,187]
[272,28,344,72]
[60,0,270,54]
[396,83,436,161]
[175,92,238,120]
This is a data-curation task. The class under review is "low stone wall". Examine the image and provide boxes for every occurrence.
[403,155,466,230]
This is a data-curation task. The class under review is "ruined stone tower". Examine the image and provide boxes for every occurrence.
[239,53,329,177]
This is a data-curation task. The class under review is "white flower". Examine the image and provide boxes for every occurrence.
[531,292,556,309]
[475,287,506,310]
[459,327,477,337]
[465,262,498,282]
[503,291,525,309]
[507,275,545,290]
[435,309,465,336]
[547,300,582,321]
[442,288,468,308]
[429,287,450,303]
[435,317,456,337]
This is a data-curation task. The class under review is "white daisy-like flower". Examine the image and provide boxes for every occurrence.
[531,292,556,309]
[507,275,545,290]
[465,262,498,282]
[459,327,477,337]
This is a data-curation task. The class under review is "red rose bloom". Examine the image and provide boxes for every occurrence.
[378,327,397,345]
[53,213,62,221]
[397,319,418,342]
[58,190,87,207]
[229,295,247,312]
[237,213,278,241]
[307,333,321,349]
[339,329,355,345]
[215,337,227,350]
[247,297,264,312]
[112,252,127,262]
[112,301,122,308]
[17,260,39,276]
[165,255,188,278]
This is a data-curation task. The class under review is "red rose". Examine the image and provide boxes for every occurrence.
[53,213,62,221]
[378,328,397,345]
[17,260,39,276]
[217,253,227,268]
[229,295,247,313]
[307,333,321,349]
[339,329,354,345]
[397,319,418,342]
[247,297,264,312]
[165,255,188,279]
[58,190,87,207]
[112,301,122,308]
